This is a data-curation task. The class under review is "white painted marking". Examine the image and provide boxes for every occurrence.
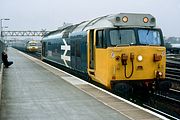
[61,39,71,67]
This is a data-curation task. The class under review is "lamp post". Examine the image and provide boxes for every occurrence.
[0,18,10,39]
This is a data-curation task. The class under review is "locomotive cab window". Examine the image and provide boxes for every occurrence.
[96,30,106,48]
[29,43,37,46]
[110,29,136,46]
[138,29,162,45]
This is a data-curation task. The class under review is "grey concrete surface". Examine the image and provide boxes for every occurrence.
[0,48,130,120]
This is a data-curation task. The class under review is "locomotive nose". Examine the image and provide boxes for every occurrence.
[111,46,166,80]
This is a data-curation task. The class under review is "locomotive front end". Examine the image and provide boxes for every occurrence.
[108,45,166,92]
[26,41,38,52]
[87,13,170,94]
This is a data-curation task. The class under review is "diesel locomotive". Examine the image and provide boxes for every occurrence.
[41,13,170,94]
[13,40,39,53]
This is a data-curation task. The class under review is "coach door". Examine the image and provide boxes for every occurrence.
[88,30,95,75]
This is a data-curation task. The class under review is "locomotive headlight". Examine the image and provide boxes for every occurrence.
[137,55,143,62]
[122,16,128,23]
[143,17,149,23]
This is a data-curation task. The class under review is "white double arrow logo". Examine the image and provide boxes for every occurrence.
[61,39,71,67]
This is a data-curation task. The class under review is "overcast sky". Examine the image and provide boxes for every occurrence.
[0,0,180,37]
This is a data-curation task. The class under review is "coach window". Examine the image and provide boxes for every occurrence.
[96,30,103,48]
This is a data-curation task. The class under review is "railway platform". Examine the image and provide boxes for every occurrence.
[0,47,166,120]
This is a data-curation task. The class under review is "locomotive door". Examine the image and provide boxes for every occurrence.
[88,30,95,75]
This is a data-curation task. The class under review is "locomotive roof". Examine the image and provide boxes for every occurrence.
[44,13,156,37]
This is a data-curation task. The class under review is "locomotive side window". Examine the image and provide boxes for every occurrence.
[110,29,136,46]
[96,30,103,48]
[96,30,107,48]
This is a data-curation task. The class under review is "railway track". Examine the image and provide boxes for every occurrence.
[166,67,180,81]
[166,57,180,91]
[112,88,180,120]
[166,60,180,69]
[155,56,180,119]
[166,54,180,69]
[146,91,180,120]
